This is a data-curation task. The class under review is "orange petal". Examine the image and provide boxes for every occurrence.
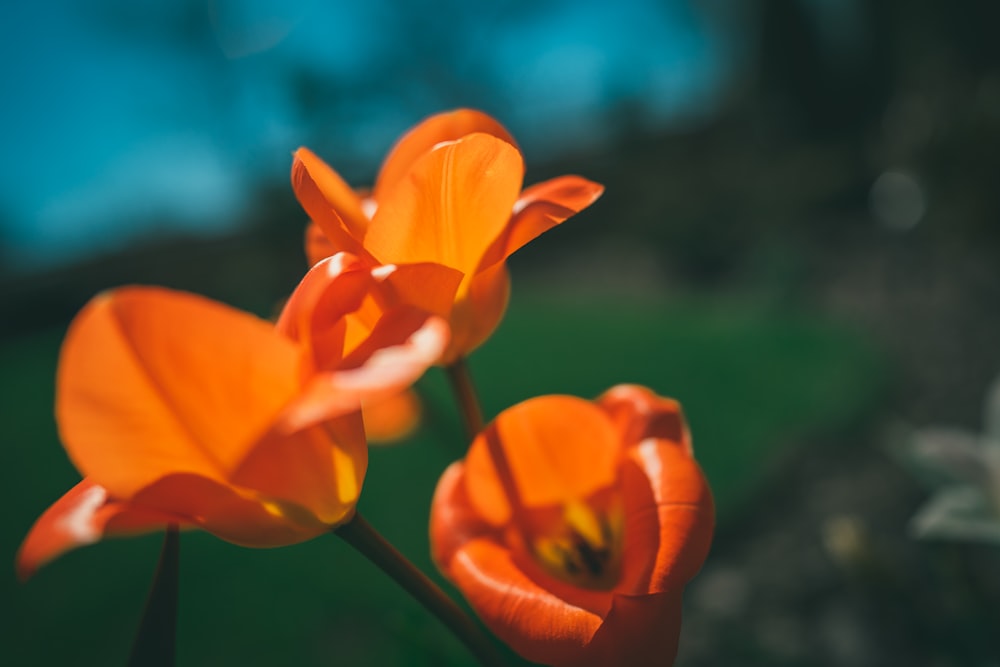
[597,384,692,453]
[478,175,605,272]
[273,309,447,436]
[230,415,367,527]
[575,592,684,667]
[447,538,604,667]
[443,261,509,364]
[291,148,371,259]
[374,109,518,201]
[365,133,524,275]
[465,396,620,526]
[334,310,450,399]
[275,309,448,434]
[58,288,304,499]
[430,462,497,569]
[374,262,463,321]
[128,473,328,546]
[278,255,460,371]
[17,479,178,580]
[276,253,374,372]
[362,389,422,444]
[274,263,451,434]
[617,440,714,596]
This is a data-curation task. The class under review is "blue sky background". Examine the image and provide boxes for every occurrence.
[0,0,820,271]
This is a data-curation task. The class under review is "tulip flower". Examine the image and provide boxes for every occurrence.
[292,108,604,364]
[430,385,714,667]
[17,253,457,579]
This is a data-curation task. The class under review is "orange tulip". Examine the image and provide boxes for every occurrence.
[292,108,604,364]
[17,252,457,579]
[430,385,714,667]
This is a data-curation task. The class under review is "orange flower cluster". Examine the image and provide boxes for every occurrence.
[19,109,713,667]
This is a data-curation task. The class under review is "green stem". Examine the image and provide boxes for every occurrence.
[128,525,180,667]
[445,357,485,440]
[336,513,506,667]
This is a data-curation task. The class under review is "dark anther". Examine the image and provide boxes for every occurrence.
[571,532,609,578]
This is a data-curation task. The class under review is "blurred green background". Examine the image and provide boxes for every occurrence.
[3,0,1000,665]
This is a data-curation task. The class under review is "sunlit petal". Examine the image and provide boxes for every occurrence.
[58,288,302,499]
[445,263,510,364]
[479,175,605,272]
[230,416,367,527]
[365,133,524,275]
[276,253,372,371]
[374,109,518,202]
[465,395,620,525]
[374,262,463,321]
[291,148,370,259]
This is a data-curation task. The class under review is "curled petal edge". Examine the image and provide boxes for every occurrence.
[17,479,176,581]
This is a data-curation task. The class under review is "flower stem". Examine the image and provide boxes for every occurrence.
[445,357,485,439]
[336,513,506,667]
[128,525,180,667]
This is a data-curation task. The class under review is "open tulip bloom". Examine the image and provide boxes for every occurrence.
[17,252,456,579]
[431,385,715,667]
[292,108,604,364]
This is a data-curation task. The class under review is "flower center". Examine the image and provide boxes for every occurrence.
[532,499,623,590]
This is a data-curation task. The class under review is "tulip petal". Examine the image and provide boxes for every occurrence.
[277,254,460,371]
[365,133,524,276]
[375,262,463,321]
[618,440,714,596]
[128,473,328,546]
[291,148,370,259]
[58,288,303,499]
[478,175,605,272]
[337,310,450,388]
[273,311,449,436]
[431,462,496,570]
[230,416,367,527]
[578,592,683,667]
[444,262,510,364]
[598,384,692,453]
[465,396,620,526]
[276,253,373,371]
[362,389,422,444]
[17,479,177,580]
[374,109,518,202]
[448,538,604,667]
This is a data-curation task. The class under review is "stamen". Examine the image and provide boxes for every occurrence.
[532,500,622,590]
